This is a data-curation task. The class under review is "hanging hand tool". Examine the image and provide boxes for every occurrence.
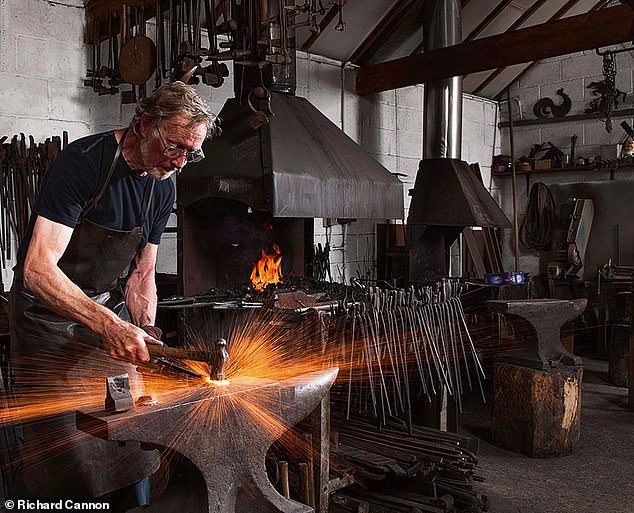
[120,4,136,104]
[0,139,7,269]
[109,12,122,86]
[155,0,163,88]
[96,11,119,95]
[203,0,217,54]
[186,0,193,47]
[84,18,104,91]
[192,0,201,53]
[119,4,156,90]
[335,0,346,31]
[169,0,177,77]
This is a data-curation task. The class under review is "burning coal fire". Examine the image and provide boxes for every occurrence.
[250,243,283,292]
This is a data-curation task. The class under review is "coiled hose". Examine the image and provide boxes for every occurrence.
[519,181,556,251]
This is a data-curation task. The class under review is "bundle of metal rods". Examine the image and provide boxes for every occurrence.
[325,279,486,428]
[330,416,487,513]
[0,132,66,268]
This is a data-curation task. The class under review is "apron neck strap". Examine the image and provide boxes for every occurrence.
[141,179,156,226]
[81,127,129,220]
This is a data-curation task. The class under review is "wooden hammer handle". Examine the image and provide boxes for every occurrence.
[148,345,208,363]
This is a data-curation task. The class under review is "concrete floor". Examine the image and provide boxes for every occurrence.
[459,358,634,513]
[131,358,634,513]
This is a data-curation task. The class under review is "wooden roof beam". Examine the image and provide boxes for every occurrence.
[490,0,612,99]
[472,0,578,95]
[356,4,634,96]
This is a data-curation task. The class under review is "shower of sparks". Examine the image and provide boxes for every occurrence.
[0,287,571,471]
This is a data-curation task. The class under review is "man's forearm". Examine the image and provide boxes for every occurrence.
[23,264,123,338]
[125,270,157,327]
[21,216,156,363]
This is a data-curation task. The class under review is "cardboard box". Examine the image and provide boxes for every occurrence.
[534,159,552,170]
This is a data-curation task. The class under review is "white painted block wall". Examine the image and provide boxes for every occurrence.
[496,47,634,275]
[500,47,634,161]
[0,0,499,290]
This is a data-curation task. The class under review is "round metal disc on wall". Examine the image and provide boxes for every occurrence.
[119,35,157,85]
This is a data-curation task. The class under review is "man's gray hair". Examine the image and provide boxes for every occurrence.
[131,81,220,139]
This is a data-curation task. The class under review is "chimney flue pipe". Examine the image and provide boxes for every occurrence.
[423,0,462,159]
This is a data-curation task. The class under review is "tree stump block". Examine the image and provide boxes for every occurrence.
[629,334,634,411]
[492,362,582,457]
[608,325,629,387]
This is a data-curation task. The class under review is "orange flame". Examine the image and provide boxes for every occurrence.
[250,244,283,292]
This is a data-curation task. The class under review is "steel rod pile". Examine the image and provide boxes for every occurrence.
[330,416,487,513]
[0,133,65,268]
[324,279,486,428]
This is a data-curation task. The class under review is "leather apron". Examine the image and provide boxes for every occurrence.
[9,129,160,498]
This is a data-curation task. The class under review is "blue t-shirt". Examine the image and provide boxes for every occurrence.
[16,131,175,266]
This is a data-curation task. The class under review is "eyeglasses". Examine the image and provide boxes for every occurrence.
[155,127,205,164]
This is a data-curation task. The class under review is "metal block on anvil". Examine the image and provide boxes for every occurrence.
[77,368,338,513]
[104,373,134,413]
[486,298,585,370]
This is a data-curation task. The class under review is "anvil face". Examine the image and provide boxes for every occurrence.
[77,368,338,513]
[486,299,585,369]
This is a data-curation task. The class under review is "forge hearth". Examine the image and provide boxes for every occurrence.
[178,198,312,296]
[166,274,352,351]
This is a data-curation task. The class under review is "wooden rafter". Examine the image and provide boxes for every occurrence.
[472,0,580,96]
[492,0,612,99]
[349,0,417,66]
[300,4,340,52]
[356,4,634,96]
[464,0,514,42]
[467,0,549,93]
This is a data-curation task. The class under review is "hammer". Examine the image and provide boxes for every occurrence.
[148,338,230,380]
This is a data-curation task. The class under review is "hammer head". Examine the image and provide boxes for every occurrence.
[146,338,230,381]
[208,338,230,381]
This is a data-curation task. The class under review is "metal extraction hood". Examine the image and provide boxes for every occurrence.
[408,159,511,228]
[178,92,404,219]
[407,0,509,230]
[404,0,509,284]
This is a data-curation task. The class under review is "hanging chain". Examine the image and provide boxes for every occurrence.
[601,52,617,133]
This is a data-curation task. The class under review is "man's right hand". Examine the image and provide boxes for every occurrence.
[101,319,163,364]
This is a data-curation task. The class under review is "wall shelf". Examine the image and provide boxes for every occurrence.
[493,163,634,177]
[498,108,634,129]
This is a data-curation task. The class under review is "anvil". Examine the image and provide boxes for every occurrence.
[486,298,585,369]
[77,368,338,513]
